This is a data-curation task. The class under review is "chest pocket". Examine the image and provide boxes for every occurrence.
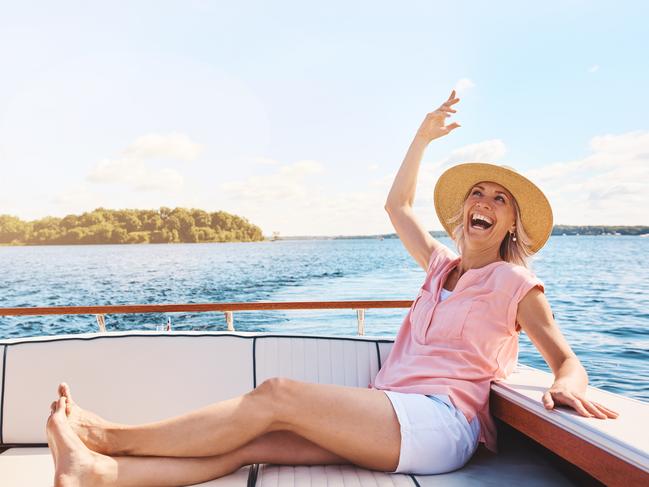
[410,288,436,334]
[410,288,473,342]
[426,298,473,340]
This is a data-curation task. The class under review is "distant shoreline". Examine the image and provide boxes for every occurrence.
[2,226,648,246]
[277,225,649,240]
[3,207,647,246]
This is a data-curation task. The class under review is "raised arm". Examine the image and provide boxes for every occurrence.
[385,90,461,271]
[517,287,619,419]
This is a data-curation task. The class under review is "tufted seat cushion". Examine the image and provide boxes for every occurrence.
[0,331,577,486]
[0,332,409,486]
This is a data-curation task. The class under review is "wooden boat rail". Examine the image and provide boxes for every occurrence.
[0,300,413,334]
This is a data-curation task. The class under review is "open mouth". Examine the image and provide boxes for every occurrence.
[469,212,494,231]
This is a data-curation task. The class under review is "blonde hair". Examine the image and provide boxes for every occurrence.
[447,189,535,268]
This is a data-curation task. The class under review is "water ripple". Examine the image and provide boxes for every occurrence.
[0,236,647,401]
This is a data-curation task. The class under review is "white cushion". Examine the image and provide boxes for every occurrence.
[1,332,254,444]
[255,336,385,387]
[378,341,394,369]
[256,464,415,486]
[0,447,251,487]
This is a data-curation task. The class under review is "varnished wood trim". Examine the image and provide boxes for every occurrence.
[491,393,649,486]
[0,300,413,316]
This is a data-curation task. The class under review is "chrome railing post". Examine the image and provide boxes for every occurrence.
[224,311,234,331]
[95,314,106,333]
[355,308,365,336]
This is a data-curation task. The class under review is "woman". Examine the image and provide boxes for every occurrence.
[46,90,618,486]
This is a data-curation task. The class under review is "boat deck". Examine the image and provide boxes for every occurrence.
[0,330,646,486]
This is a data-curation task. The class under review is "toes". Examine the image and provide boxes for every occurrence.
[59,382,72,401]
[53,396,67,417]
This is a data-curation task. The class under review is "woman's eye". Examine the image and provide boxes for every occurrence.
[472,190,481,196]
[496,196,505,203]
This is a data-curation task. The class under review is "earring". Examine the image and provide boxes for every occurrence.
[511,231,517,242]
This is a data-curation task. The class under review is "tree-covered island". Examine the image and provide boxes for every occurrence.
[0,208,264,245]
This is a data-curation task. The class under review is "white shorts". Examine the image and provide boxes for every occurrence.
[383,390,481,475]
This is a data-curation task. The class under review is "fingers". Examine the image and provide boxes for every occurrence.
[592,401,620,419]
[583,398,619,419]
[547,390,619,419]
[566,394,593,418]
[542,391,555,410]
[576,395,608,419]
[438,101,458,112]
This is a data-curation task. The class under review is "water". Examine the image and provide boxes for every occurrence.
[1,236,647,402]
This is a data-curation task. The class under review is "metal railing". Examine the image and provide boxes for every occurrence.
[0,300,413,336]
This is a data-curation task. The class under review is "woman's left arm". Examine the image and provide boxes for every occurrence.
[517,287,619,419]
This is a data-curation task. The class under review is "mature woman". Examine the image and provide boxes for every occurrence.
[46,90,617,486]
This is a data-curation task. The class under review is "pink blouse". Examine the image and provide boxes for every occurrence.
[370,244,544,452]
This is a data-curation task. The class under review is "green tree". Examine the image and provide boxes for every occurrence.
[0,215,28,243]
[192,209,211,227]
[60,214,80,230]
[111,227,128,244]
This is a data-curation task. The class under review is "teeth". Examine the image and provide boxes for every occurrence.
[471,212,493,224]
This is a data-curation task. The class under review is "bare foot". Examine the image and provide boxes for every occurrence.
[58,383,120,455]
[46,396,115,486]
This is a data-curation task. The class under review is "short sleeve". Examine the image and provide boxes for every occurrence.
[427,244,457,275]
[506,268,545,334]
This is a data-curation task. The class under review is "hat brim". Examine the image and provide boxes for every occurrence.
[433,162,553,254]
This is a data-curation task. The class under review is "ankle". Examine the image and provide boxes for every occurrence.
[102,424,130,456]
[91,454,118,485]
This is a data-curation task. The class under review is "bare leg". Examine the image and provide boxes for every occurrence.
[61,377,401,471]
[48,397,348,487]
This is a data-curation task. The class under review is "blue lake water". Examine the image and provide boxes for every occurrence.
[1,236,647,401]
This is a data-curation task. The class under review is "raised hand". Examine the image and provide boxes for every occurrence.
[415,90,461,143]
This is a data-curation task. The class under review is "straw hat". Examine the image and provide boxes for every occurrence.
[433,162,553,253]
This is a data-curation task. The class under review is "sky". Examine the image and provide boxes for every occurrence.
[1,1,648,237]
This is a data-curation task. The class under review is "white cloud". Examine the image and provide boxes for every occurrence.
[87,157,184,192]
[588,64,600,73]
[438,139,507,168]
[85,133,196,192]
[524,130,649,225]
[123,133,203,161]
[249,156,279,165]
[220,159,324,202]
[218,142,514,236]
[218,141,514,236]
[453,78,476,94]
[218,158,393,236]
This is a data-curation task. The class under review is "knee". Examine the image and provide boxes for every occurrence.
[255,377,294,400]
[252,377,296,424]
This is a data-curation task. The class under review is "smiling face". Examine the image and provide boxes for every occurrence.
[461,181,517,252]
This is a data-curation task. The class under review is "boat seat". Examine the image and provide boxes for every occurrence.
[0,448,253,486]
[0,332,578,486]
